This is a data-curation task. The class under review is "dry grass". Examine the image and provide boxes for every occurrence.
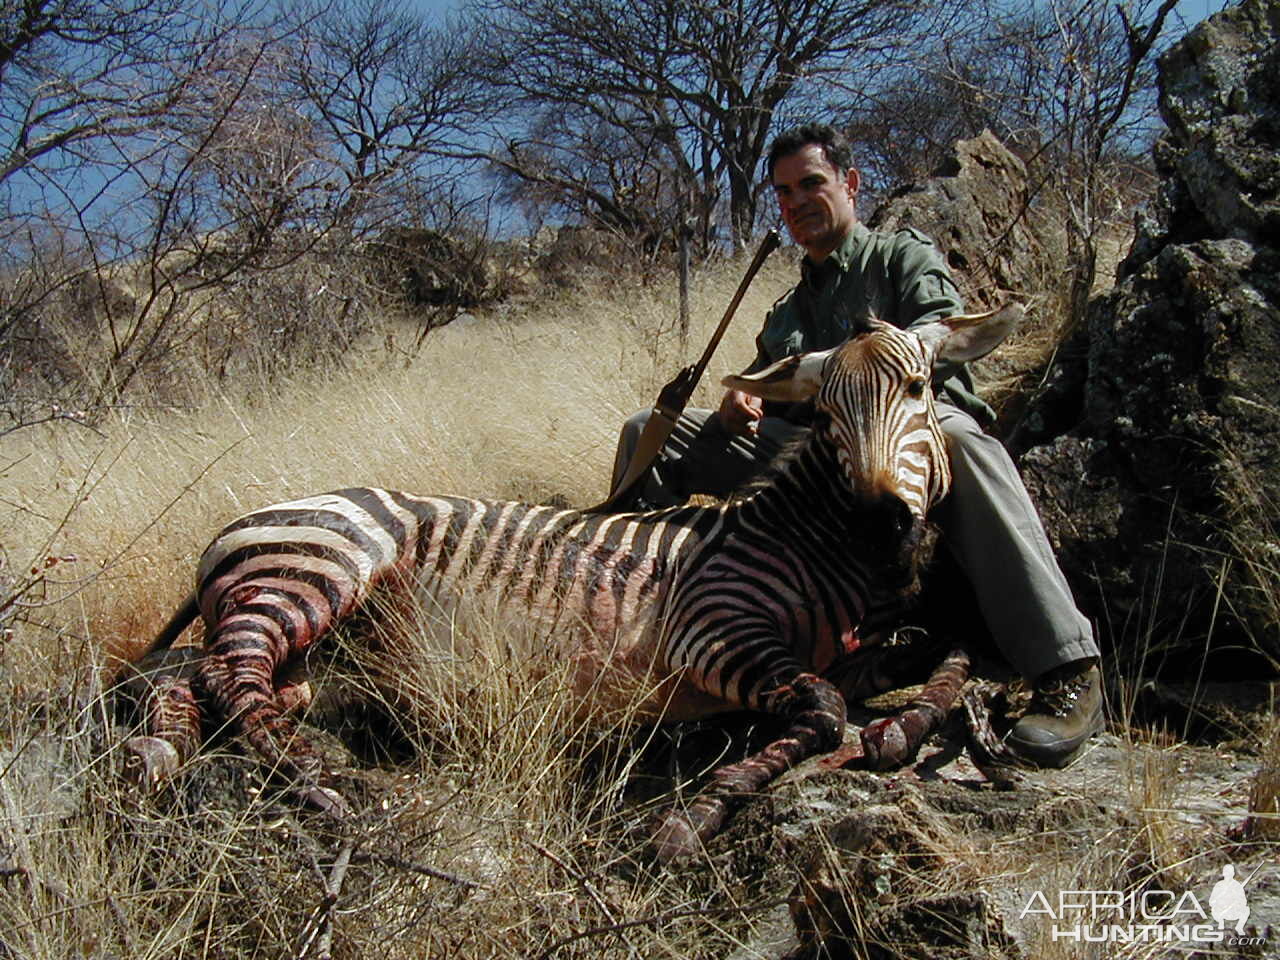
[0,249,800,959]
[968,295,1073,419]
[968,218,1134,423]
[0,601,768,958]
[1,251,794,676]
[2,241,1272,959]
[1248,714,1280,841]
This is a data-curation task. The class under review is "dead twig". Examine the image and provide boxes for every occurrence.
[295,839,356,960]
[106,892,136,957]
[528,838,642,960]
[351,850,485,890]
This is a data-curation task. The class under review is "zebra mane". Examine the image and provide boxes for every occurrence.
[726,409,828,501]
[851,311,877,336]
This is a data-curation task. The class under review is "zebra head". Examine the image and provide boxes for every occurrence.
[724,304,1021,541]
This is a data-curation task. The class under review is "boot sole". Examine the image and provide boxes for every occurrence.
[1006,710,1104,769]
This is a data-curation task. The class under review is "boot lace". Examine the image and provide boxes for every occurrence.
[1033,667,1093,719]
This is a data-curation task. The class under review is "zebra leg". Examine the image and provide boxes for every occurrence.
[122,647,321,793]
[124,673,205,789]
[273,658,315,716]
[857,647,971,770]
[651,672,846,864]
[823,635,948,702]
[961,681,1024,787]
[119,647,206,789]
[195,595,348,817]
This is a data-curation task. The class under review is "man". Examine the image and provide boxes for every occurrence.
[611,123,1103,767]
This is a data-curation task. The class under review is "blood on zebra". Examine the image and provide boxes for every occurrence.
[114,304,1021,862]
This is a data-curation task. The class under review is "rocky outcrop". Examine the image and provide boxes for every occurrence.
[1017,0,1280,672]
[697,705,1272,959]
[868,130,1055,314]
[528,225,633,288]
[867,131,1063,431]
[365,227,493,307]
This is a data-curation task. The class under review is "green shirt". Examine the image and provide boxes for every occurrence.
[749,222,994,425]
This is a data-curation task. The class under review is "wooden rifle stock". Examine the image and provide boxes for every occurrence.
[588,230,782,513]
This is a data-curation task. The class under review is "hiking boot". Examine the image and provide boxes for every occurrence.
[1007,659,1104,768]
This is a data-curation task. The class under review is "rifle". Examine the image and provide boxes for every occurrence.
[588,229,781,513]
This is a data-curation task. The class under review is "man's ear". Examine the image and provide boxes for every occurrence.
[845,166,860,200]
[722,348,835,402]
[913,303,1022,366]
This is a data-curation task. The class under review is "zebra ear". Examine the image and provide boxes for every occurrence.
[722,348,835,402]
[916,303,1022,366]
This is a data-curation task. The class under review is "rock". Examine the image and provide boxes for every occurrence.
[0,735,83,825]
[1016,0,1280,672]
[0,733,86,894]
[1154,0,1280,244]
[867,131,1062,430]
[532,225,629,288]
[65,270,138,331]
[868,131,1053,314]
[786,786,1021,960]
[694,716,1272,958]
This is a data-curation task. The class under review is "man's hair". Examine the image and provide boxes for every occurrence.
[764,124,854,181]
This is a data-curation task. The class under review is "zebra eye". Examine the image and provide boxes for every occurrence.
[905,379,926,398]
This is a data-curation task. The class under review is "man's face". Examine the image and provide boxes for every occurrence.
[771,143,861,261]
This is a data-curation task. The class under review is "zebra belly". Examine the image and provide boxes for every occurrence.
[409,545,699,722]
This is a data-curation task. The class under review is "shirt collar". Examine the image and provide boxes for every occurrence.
[800,222,869,290]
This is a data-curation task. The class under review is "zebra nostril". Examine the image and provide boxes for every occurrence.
[880,493,915,540]
[895,502,913,537]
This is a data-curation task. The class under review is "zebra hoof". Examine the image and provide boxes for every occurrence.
[123,736,181,789]
[650,812,702,864]
[297,784,350,820]
[859,718,910,771]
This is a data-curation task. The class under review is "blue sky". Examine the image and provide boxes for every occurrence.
[411,0,1234,29]
[1173,0,1233,24]
[4,0,1240,247]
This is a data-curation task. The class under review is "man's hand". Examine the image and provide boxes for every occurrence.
[718,388,763,437]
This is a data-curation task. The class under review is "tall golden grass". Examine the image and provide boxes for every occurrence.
[2,243,1271,959]
[2,254,790,676]
[0,251,808,959]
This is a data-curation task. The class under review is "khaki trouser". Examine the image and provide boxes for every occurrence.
[610,404,1098,680]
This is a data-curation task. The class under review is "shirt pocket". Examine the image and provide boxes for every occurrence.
[761,327,808,361]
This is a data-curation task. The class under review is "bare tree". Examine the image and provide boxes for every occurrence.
[167,34,335,263]
[486,106,693,257]
[1028,0,1180,320]
[0,0,284,418]
[839,0,1180,321]
[835,14,1062,193]
[471,0,940,250]
[282,0,493,231]
[0,0,226,186]
[0,0,501,423]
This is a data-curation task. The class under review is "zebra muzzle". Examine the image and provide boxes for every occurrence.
[873,492,917,544]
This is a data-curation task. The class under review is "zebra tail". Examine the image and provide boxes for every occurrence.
[133,592,200,665]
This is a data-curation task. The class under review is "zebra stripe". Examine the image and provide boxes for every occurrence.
[124,308,1017,861]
